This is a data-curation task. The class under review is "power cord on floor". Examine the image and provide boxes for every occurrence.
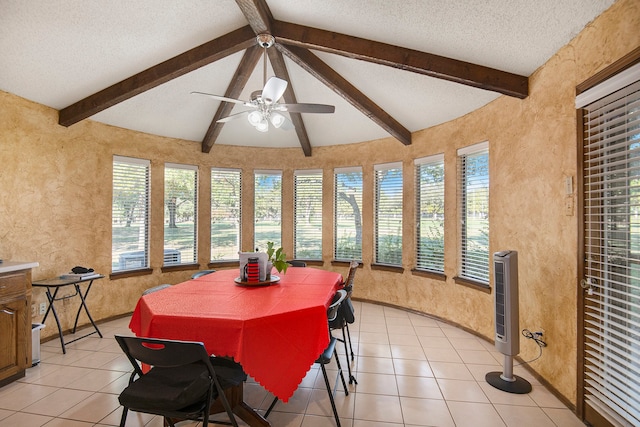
[515,328,547,366]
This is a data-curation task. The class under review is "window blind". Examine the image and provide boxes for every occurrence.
[458,143,489,283]
[415,154,445,272]
[164,164,198,265]
[374,162,403,266]
[112,156,150,272]
[582,78,640,427]
[334,167,363,261]
[254,170,282,251]
[294,170,323,259]
[211,168,241,261]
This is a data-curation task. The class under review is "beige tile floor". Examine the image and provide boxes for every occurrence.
[0,301,586,427]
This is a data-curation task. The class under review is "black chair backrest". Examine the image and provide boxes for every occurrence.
[115,335,211,376]
[287,260,307,267]
[343,260,359,294]
[142,284,171,295]
[191,270,216,279]
[327,289,347,323]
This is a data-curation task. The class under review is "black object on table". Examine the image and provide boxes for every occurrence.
[32,274,104,354]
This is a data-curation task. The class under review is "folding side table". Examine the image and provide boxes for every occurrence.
[32,274,104,353]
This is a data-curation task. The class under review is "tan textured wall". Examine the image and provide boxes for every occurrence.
[0,0,638,406]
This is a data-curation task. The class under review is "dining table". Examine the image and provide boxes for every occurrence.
[128,266,343,426]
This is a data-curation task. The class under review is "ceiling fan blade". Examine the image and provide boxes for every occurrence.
[191,91,250,106]
[262,77,287,104]
[280,103,335,114]
[216,110,250,123]
[280,116,295,131]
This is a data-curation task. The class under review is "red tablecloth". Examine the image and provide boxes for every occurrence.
[129,267,342,402]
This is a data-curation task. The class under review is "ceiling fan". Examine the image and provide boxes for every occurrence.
[192,34,335,132]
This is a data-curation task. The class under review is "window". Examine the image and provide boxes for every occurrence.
[164,163,198,265]
[415,154,445,273]
[374,162,403,266]
[334,167,363,261]
[112,156,150,272]
[254,170,282,251]
[458,142,489,283]
[211,168,241,261]
[294,170,322,259]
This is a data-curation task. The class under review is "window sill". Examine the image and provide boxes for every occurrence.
[453,276,491,293]
[411,269,446,281]
[371,263,404,273]
[109,268,153,280]
[208,260,240,269]
[161,263,200,273]
[331,259,361,267]
[296,260,324,267]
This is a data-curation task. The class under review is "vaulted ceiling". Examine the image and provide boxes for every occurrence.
[0,0,616,156]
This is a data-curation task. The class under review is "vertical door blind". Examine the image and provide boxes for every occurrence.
[374,162,403,266]
[582,78,640,427]
[112,156,150,272]
[211,168,241,261]
[458,142,490,283]
[415,154,445,273]
[294,170,323,259]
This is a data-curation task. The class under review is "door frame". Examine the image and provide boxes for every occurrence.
[576,46,640,424]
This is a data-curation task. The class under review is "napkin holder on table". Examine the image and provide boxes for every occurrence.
[239,252,269,281]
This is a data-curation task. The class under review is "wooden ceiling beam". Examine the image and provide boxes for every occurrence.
[58,25,256,127]
[268,47,312,157]
[278,44,412,146]
[234,0,274,34]
[272,20,528,99]
[201,45,263,153]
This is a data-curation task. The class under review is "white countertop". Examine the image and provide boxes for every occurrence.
[0,261,39,274]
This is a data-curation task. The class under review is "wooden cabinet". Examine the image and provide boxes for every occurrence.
[0,268,32,387]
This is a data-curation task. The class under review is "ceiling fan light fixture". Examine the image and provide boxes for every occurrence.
[247,110,262,126]
[255,118,269,132]
[270,112,285,128]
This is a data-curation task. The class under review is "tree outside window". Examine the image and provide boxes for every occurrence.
[164,164,198,265]
[335,167,362,261]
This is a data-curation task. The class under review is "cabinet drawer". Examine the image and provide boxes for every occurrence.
[0,272,27,301]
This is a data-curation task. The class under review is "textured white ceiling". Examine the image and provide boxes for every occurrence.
[0,0,616,149]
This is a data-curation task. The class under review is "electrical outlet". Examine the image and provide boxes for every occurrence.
[39,302,47,315]
[31,303,37,318]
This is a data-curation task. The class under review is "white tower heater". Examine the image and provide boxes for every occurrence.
[485,250,532,393]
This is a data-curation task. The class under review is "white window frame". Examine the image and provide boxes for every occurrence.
[294,169,323,260]
[254,170,282,251]
[164,163,198,265]
[334,166,363,261]
[211,168,242,262]
[112,156,150,272]
[374,162,403,266]
[415,154,445,273]
[457,142,490,284]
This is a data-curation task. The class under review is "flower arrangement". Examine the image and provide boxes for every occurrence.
[266,241,288,274]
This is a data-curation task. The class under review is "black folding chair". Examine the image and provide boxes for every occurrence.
[142,284,171,295]
[265,289,349,427]
[286,260,307,267]
[330,260,359,383]
[115,335,246,427]
[191,269,216,279]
